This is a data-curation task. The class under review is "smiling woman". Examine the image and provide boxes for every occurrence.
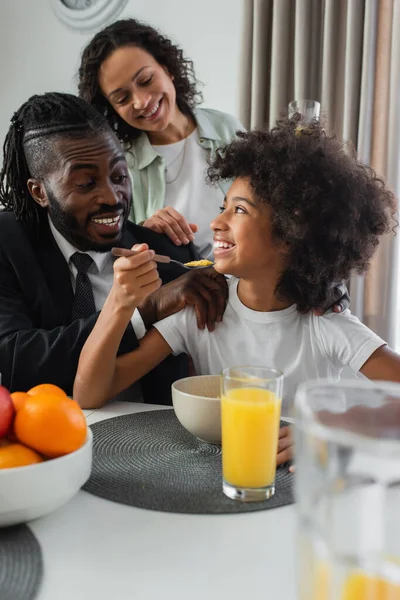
[78,18,244,257]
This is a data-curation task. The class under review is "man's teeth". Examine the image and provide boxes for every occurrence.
[214,241,235,249]
[92,216,120,226]
[142,101,159,118]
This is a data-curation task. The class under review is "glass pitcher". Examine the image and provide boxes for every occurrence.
[288,99,320,124]
[294,379,400,599]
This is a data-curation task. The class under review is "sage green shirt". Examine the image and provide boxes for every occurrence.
[125,107,244,224]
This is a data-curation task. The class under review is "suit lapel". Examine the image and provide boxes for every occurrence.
[35,222,74,323]
[120,227,137,250]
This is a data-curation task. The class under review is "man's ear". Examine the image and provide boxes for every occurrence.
[27,179,49,208]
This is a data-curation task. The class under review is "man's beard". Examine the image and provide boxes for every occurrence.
[46,189,130,253]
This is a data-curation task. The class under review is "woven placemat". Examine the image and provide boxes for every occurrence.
[84,410,294,514]
[0,525,43,600]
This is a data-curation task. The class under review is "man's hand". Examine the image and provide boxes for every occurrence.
[313,282,350,316]
[138,267,228,331]
[142,207,198,246]
[110,244,161,311]
[277,425,294,466]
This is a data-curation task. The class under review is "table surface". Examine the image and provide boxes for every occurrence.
[30,402,297,600]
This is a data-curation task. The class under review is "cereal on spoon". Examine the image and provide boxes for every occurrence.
[184,260,214,267]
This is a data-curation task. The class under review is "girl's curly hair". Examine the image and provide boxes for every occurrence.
[77,18,202,146]
[208,120,398,312]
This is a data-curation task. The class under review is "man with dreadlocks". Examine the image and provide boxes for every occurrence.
[0,92,228,402]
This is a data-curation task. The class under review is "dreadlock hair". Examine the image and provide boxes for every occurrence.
[0,92,108,230]
[78,18,202,146]
[208,119,398,312]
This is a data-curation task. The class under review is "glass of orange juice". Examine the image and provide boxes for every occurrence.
[295,380,400,599]
[221,366,283,502]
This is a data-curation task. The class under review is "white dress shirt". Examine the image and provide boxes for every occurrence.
[48,217,145,402]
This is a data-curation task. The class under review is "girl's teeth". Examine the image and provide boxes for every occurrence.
[214,241,234,249]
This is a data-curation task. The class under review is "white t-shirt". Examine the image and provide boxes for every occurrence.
[154,277,385,416]
[152,128,224,258]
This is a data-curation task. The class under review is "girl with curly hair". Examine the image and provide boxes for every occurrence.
[78,18,243,258]
[74,121,400,426]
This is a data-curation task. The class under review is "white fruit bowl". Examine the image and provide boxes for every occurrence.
[172,375,221,444]
[0,429,92,527]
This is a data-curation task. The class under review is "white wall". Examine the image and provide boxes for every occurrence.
[0,0,249,146]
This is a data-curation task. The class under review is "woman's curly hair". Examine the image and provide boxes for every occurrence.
[208,120,398,312]
[77,18,202,146]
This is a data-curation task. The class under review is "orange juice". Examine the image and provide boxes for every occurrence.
[221,387,281,488]
[342,571,400,599]
[304,561,400,600]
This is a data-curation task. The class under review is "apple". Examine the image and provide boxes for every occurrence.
[0,386,15,438]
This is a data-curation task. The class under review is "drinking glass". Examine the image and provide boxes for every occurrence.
[288,99,321,124]
[221,366,283,502]
[295,379,400,599]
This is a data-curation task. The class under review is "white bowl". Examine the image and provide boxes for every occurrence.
[172,375,221,444]
[0,429,92,527]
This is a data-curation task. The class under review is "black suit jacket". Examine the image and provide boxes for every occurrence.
[0,212,197,403]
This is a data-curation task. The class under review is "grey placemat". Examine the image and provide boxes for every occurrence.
[84,410,294,514]
[0,525,43,600]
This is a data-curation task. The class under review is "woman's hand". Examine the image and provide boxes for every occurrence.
[111,243,161,311]
[142,207,198,246]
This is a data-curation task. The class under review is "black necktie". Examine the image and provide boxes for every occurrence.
[70,252,96,320]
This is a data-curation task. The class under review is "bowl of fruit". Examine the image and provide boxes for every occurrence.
[0,383,92,527]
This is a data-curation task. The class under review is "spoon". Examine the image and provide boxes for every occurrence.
[111,247,214,270]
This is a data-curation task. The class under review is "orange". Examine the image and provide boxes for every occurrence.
[14,393,87,458]
[27,384,67,398]
[10,391,29,411]
[0,442,43,469]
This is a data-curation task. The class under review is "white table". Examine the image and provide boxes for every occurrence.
[31,402,297,600]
